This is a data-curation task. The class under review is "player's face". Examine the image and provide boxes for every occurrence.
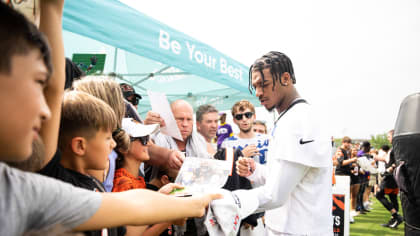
[251,68,285,113]
[197,112,218,142]
[0,50,51,161]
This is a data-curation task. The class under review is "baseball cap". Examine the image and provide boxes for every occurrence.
[120,83,142,101]
[121,118,159,138]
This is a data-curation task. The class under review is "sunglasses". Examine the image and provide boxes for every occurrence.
[234,112,254,120]
[129,97,140,106]
[130,135,150,145]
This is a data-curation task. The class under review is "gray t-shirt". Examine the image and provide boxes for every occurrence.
[0,162,102,236]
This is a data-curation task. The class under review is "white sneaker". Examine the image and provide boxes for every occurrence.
[350,215,355,223]
[363,202,370,209]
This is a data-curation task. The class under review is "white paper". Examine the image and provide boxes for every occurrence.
[147,90,183,141]
[174,157,231,195]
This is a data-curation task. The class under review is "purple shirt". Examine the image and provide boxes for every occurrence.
[216,123,233,149]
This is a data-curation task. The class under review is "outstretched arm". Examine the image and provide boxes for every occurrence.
[75,189,221,231]
[38,0,65,168]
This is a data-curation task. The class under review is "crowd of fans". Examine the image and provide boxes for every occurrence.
[0,1,407,236]
[0,1,277,235]
[332,131,403,229]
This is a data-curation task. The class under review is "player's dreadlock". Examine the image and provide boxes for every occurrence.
[248,51,296,94]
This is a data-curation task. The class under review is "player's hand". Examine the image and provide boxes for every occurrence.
[144,111,166,127]
[236,157,256,177]
[167,150,185,169]
[241,145,260,157]
[159,183,184,195]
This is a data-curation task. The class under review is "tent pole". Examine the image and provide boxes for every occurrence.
[113,48,118,72]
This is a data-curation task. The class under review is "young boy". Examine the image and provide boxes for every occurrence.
[40,90,123,235]
[0,2,219,235]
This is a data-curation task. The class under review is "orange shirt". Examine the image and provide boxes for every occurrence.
[112,168,146,192]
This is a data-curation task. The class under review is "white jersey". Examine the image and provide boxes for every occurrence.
[246,101,333,236]
[267,102,332,235]
[222,133,270,164]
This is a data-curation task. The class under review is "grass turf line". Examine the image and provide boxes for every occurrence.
[350,197,404,236]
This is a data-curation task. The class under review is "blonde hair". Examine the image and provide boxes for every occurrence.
[72,76,129,152]
[72,76,125,128]
[231,99,255,116]
[58,91,117,149]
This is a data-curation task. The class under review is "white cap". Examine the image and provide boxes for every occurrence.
[205,189,259,236]
[121,118,159,138]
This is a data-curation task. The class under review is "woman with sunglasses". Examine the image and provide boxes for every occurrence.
[113,118,184,235]
[113,118,158,192]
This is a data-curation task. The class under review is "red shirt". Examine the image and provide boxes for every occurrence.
[112,168,146,192]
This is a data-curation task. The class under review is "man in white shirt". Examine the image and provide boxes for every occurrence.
[222,100,270,166]
[221,100,269,235]
[236,51,332,235]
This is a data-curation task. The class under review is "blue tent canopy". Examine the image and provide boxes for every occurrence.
[62,0,259,116]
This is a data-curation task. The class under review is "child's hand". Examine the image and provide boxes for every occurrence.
[159,183,184,195]
[191,193,223,217]
[172,218,187,226]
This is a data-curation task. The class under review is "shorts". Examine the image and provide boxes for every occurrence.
[369,174,377,186]
[350,175,360,185]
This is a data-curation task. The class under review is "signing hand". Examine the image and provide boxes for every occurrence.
[236,157,256,177]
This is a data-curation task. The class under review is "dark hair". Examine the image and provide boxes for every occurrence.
[196,104,218,122]
[248,51,295,94]
[361,141,371,152]
[65,58,85,89]
[0,2,52,77]
[381,145,390,152]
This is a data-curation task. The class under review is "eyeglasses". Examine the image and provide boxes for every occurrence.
[130,135,150,145]
[234,112,254,120]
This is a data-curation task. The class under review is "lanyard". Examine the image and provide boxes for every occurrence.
[271,98,307,136]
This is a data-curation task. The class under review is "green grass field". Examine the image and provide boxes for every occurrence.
[350,198,404,236]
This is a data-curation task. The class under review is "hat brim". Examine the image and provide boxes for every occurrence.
[122,118,159,137]
[131,123,159,137]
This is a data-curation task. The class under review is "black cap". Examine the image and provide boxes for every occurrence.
[120,83,142,100]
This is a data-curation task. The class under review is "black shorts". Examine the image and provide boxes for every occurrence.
[350,175,360,185]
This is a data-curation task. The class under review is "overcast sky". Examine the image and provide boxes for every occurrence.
[121,0,420,139]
